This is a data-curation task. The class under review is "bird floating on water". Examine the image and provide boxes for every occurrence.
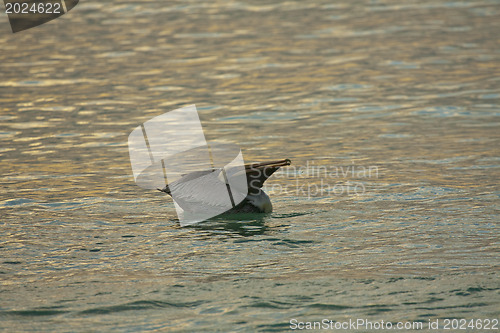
[159,159,291,215]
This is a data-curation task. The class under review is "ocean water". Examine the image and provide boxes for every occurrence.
[0,0,499,331]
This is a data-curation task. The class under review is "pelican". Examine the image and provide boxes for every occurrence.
[158,159,291,215]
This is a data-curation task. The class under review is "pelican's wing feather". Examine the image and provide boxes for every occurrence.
[159,169,214,195]
[166,169,235,213]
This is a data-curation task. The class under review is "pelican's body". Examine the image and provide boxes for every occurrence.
[226,190,273,214]
[159,159,290,215]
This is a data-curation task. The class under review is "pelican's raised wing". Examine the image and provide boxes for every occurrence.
[160,168,246,215]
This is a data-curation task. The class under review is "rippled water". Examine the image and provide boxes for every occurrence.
[1,0,499,331]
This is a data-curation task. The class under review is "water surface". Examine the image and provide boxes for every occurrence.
[1,0,499,331]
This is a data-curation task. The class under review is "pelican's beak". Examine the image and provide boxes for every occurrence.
[245,159,291,170]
